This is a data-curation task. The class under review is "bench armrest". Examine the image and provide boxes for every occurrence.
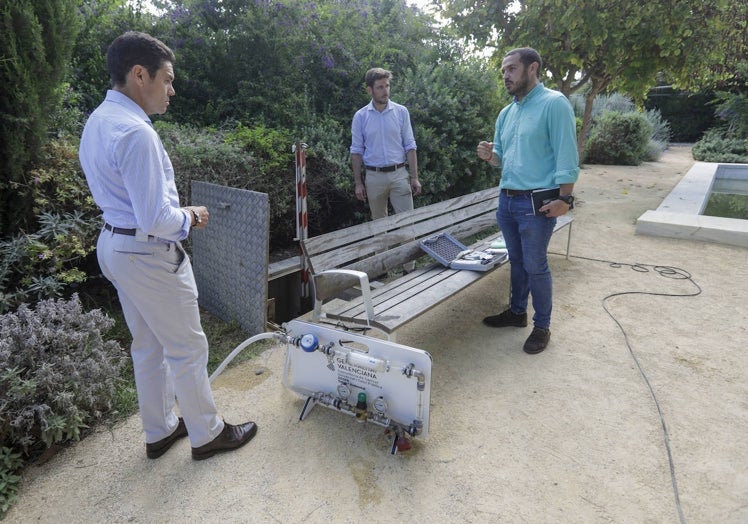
[311,269,376,325]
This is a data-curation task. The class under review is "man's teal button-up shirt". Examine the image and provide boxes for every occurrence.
[493,83,580,190]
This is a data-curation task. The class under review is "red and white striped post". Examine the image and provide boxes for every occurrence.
[293,141,310,299]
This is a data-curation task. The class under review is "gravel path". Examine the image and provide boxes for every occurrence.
[8,146,748,523]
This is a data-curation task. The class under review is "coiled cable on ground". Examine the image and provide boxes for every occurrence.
[558,252,701,524]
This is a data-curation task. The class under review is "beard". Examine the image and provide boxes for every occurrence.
[505,69,532,97]
[373,94,388,106]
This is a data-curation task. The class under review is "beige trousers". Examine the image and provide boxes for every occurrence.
[365,165,414,219]
[365,166,415,272]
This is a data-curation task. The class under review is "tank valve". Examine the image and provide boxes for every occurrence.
[355,391,368,422]
[395,436,412,452]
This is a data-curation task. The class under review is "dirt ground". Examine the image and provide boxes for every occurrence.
[7,145,748,523]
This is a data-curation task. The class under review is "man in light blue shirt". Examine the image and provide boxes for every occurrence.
[79,31,257,460]
[351,68,422,221]
[476,47,579,354]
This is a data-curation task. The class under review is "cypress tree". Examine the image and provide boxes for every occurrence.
[0,1,79,236]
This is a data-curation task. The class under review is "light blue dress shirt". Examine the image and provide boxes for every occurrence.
[79,90,190,241]
[350,100,417,167]
[493,83,580,190]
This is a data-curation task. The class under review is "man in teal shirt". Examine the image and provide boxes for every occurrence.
[477,47,579,354]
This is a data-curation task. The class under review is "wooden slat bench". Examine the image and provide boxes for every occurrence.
[301,186,573,340]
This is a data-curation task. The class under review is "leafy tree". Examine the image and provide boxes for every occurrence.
[70,0,155,116]
[0,0,79,236]
[153,0,439,128]
[712,63,748,139]
[24,0,505,252]
[141,0,503,227]
[437,0,744,157]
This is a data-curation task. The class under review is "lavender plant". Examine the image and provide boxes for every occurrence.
[0,294,128,452]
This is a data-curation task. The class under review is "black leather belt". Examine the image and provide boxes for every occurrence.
[501,188,535,196]
[365,162,406,173]
[104,223,167,243]
[104,223,137,236]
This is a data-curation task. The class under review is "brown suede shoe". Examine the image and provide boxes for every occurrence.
[146,418,188,459]
[191,421,258,461]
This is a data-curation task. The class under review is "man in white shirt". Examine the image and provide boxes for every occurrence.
[79,31,257,460]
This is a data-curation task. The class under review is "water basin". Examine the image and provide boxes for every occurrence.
[635,162,748,248]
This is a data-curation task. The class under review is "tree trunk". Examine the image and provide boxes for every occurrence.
[576,78,608,162]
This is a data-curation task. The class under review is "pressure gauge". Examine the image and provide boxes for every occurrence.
[337,383,351,399]
[373,396,387,414]
[300,333,318,352]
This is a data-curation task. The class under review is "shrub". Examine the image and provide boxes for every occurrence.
[576,92,636,118]
[570,92,637,138]
[224,124,298,246]
[300,117,368,234]
[158,122,300,249]
[0,214,92,313]
[692,129,748,162]
[1,137,101,313]
[0,446,23,518]
[643,108,672,161]
[0,294,128,515]
[396,60,501,202]
[572,93,670,163]
[0,294,128,452]
[584,111,653,165]
[155,121,256,202]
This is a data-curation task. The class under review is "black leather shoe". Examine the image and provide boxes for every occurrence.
[146,418,188,459]
[191,421,258,461]
[483,309,528,328]
[523,327,551,354]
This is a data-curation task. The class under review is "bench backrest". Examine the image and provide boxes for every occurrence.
[301,186,499,277]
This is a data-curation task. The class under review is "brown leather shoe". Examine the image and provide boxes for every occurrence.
[146,418,188,459]
[191,421,258,461]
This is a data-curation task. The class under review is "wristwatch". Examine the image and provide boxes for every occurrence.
[191,208,202,226]
[557,195,575,209]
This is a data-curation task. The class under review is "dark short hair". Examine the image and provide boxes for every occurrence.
[364,67,392,88]
[505,47,543,78]
[107,31,175,87]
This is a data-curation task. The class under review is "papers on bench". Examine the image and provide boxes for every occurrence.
[420,233,508,271]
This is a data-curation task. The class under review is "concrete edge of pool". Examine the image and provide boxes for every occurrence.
[635,161,748,249]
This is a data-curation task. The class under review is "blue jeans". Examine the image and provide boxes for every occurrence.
[497,192,556,328]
